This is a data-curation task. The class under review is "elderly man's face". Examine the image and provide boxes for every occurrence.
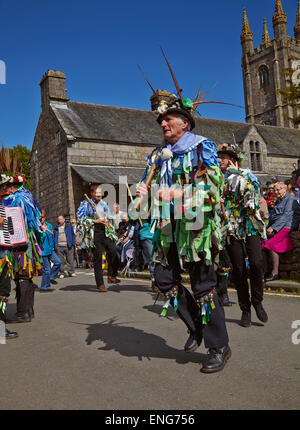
[160,114,189,144]
[91,186,102,202]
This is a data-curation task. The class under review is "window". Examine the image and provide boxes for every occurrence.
[249,141,262,171]
[259,66,270,88]
[56,131,61,145]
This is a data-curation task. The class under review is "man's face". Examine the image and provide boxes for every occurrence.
[91,186,102,202]
[218,154,232,173]
[160,114,188,144]
[58,216,65,226]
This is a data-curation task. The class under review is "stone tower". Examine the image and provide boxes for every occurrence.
[241,1,300,128]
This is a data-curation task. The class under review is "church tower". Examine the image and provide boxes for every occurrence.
[241,1,300,128]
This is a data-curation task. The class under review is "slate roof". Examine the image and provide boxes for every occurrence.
[51,101,300,156]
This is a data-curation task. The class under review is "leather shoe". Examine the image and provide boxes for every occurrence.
[50,280,58,285]
[151,281,159,293]
[6,312,31,324]
[200,345,231,373]
[222,294,232,307]
[107,277,120,284]
[184,329,203,353]
[97,284,107,292]
[240,310,251,327]
[265,273,279,282]
[4,328,18,339]
[40,288,55,292]
[253,303,268,323]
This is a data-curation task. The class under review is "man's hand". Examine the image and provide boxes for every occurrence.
[0,216,4,227]
[94,218,106,224]
[136,183,148,198]
[157,187,184,202]
[228,160,239,170]
[267,226,274,236]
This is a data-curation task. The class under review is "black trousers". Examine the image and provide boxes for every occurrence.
[0,264,11,322]
[226,235,264,311]
[154,244,229,349]
[15,270,35,315]
[92,226,118,286]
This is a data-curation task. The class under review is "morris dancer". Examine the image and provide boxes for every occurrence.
[0,174,18,339]
[132,53,232,373]
[2,174,43,323]
[77,184,119,292]
[218,144,268,327]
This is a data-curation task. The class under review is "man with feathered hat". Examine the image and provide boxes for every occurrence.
[132,51,232,373]
[0,174,19,340]
[1,173,43,324]
[217,143,268,328]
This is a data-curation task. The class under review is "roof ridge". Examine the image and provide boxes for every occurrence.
[69,100,153,114]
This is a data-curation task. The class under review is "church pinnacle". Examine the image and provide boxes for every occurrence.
[261,19,271,47]
[273,0,287,24]
[241,8,253,54]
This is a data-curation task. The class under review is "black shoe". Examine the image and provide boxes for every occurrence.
[240,310,251,327]
[39,288,55,292]
[200,345,231,374]
[184,329,203,353]
[253,303,268,323]
[4,328,19,339]
[265,273,279,282]
[50,280,58,285]
[151,281,159,293]
[28,307,35,319]
[6,312,31,324]
[222,294,232,307]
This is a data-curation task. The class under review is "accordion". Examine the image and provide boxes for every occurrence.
[0,205,28,247]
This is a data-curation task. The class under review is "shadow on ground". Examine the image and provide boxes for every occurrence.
[225,317,265,327]
[75,317,206,365]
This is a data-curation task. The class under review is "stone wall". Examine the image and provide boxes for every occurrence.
[279,231,300,281]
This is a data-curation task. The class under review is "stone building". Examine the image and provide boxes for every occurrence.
[30,70,300,225]
[241,0,300,128]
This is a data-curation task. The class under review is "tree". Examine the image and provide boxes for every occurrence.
[278,67,300,127]
[0,143,31,189]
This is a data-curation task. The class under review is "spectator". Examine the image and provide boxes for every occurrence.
[70,218,81,268]
[284,179,295,196]
[259,189,269,223]
[265,183,275,207]
[262,182,300,281]
[138,221,157,292]
[112,203,125,231]
[116,215,134,265]
[54,215,76,278]
[40,210,62,291]
[292,169,300,204]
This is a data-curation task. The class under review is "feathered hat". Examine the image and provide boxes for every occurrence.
[217,143,244,163]
[139,47,242,130]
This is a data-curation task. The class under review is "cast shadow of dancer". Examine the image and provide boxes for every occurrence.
[81,317,206,365]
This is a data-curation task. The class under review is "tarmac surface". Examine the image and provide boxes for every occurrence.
[1,269,300,410]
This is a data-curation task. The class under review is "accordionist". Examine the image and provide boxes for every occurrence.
[0,173,43,325]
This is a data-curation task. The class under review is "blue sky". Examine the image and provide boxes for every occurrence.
[0,0,299,150]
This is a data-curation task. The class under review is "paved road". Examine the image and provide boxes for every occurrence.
[1,269,300,410]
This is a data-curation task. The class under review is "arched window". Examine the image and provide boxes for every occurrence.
[249,141,262,171]
[259,66,270,88]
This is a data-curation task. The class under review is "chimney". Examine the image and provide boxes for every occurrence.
[40,70,69,112]
[150,89,177,112]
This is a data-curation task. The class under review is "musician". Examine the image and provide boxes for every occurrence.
[77,184,119,292]
[133,95,231,373]
[217,144,268,328]
[40,210,62,291]
[0,175,18,339]
[2,174,43,323]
